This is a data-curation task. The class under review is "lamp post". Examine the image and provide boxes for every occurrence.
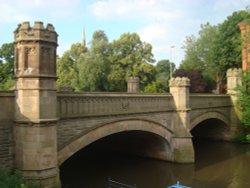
[170,45,175,78]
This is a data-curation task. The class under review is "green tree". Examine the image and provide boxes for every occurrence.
[236,70,250,142]
[78,30,110,91]
[213,10,250,93]
[0,43,15,90]
[155,59,175,91]
[181,10,250,93]
[108,32,155,91]
[180,23,218,91]
[57,43,86,90]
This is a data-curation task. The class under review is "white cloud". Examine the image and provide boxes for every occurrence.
[89,0,180,22]
[89,0,186,64]
[0,0,81,23]
[139,24,167,42]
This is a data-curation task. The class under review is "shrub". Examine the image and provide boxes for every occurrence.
[0,167,41,188]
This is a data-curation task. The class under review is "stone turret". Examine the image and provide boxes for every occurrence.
[14,21,58,122]
[14,21,60,187]
[14,21,57,79]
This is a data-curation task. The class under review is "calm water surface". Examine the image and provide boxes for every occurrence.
[60,140,250,188]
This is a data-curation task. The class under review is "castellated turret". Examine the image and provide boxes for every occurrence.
[14,21,58,78]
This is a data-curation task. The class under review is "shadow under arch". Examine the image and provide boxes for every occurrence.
[190,111,230,141]
[190,111,229,131]
[58,118,174,165]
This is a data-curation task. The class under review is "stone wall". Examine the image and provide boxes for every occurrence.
[0,92,14,168]
[57,92,174,119]
[57,111,173,150]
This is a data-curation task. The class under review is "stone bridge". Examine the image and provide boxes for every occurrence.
[0,22,242,187]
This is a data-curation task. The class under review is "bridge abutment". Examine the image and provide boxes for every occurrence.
[14,22,60,187]
[169,77,194,163]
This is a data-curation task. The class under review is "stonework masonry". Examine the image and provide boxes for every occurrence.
[0,92,14,168]
[0,21,244,187]
[14,21,59,188]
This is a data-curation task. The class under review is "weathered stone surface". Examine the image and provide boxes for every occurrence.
[0,92,14,168]
[14,21,59,188]
[127,77,140,93]
[0,20,244,187]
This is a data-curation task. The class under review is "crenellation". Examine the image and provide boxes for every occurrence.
[14,21,58,44]
[226,68,242,77]
[169,77,190,87]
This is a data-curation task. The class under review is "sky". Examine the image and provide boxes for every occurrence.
[0,0,249,67]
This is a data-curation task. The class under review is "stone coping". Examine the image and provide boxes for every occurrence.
[0,91,14,97]
[57,92,172,97]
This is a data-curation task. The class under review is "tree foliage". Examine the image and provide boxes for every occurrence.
[180,10,250,93]
[174,69,208,93]
[57,43,86,90]
[0,43,14,90]
[237,71,250,126]
[156,59,175,90]
[57,31,155,92]
[108,32,155,91]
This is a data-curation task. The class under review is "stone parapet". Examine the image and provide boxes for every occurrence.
[57,93,174,119]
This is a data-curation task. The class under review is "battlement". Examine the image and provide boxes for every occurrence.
[14,21,58,44]
[226,68,242,77]
[169,77,190,87]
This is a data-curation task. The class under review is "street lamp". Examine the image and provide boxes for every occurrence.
[170,45,175,78]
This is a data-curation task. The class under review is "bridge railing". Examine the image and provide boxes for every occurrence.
[189,94,231,109]
[57,92,174,119]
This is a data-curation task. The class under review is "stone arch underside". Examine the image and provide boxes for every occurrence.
[190,111,230,140]
[190,111,229,130]
[58,119,174,165]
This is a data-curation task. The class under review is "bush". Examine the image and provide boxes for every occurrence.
[0,167,41,188]
[236,70,250,142]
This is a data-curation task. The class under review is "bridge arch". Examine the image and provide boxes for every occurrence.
[190,111,230,140]
[58,119,174,165]
[190,111,229,130]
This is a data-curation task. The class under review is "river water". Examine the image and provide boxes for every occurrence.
[60,139,250,188]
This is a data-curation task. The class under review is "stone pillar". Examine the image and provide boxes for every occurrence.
[239,21,250,71]
[127,77,139,93]
[14,22,60,187]
[227,68,242,139]
[227,68,242,95]
[169,77,194,163]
